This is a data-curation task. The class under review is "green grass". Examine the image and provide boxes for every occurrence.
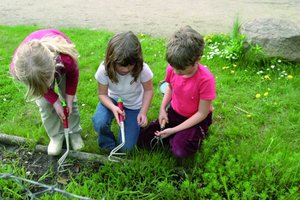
[1,25,300,199]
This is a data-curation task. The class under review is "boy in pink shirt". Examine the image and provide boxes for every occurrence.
[138,25,216,160]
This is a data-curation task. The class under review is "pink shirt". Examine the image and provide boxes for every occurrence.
[165,63,216,117]
[10,29,78,105]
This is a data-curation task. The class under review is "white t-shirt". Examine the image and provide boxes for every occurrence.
[95,62,153,110]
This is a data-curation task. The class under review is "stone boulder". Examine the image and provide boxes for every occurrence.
[240,18,300,62]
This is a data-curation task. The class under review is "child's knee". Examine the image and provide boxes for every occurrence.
[172,147,189,158]
[171,140,197,158]
[93,119,110,133]
[121,143,135,151]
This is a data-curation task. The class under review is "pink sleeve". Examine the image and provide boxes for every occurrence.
[165,64,173,83]
[60,54,79,96]
[43,54,78,105]
[44,89,59,105]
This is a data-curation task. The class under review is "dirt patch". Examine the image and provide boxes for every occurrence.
[0,142,102,197]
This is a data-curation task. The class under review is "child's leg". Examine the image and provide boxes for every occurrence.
[137,119,161,150]
[119,108,140,151]
[92,102,116,151]
[36,98,64,156]
[169,113,212,158]
[68,98,84,150]
[57,74,84,150]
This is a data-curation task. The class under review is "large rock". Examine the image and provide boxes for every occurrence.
[240,18,300,62]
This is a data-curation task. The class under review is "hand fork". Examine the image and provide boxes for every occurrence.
[108,98,126,162]
[150,119,166,151]
[57,102,72,172]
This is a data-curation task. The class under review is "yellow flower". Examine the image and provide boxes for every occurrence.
[204,35,212,41]
[222,66,229,70]
[287,75,293,79]
[233,64,237,67]
[255,93,261,98]
[264,75,271,80]
[264,92,269,97]
[230,70,235,74]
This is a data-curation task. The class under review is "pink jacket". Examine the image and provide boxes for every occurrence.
[10,29,79,104]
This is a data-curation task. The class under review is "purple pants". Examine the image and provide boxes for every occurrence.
[138,106,212,158]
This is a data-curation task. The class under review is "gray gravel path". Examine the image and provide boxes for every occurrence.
[0,0,299,37]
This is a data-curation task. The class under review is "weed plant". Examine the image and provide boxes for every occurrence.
[0,25,299,199]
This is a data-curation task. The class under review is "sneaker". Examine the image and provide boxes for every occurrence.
[70,134,84,151]
[48,136,64,156]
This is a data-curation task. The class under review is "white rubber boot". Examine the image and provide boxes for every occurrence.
[47,134,64,156]
[70,134,84,151]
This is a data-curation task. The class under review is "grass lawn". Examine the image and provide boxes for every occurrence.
[0,25,299,199]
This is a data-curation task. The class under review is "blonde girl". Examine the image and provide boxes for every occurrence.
[11,29,84,155]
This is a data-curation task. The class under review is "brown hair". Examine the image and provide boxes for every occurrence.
[104,31,143,83]
[166,25,204,70]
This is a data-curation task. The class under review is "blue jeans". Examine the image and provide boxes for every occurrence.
[92,100,141,151]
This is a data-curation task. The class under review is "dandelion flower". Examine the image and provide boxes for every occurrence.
[264,75,271,80]
[230,70,235,74]
[255,93,261,98]
[264,92,269,97]
[222,66,229,70]
[287,75,293,79]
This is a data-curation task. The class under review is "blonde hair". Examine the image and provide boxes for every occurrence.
[14,35,78,100]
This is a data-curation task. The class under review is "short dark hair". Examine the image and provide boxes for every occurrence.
[166,25,204,70]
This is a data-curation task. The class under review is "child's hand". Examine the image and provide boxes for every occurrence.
[158,111,168,127]
[112,105,125,125]
[137,113,148,127]
[155,128,174,139]
[53,100,65,121]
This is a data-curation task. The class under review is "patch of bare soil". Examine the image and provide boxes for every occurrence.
[0,142,102,196]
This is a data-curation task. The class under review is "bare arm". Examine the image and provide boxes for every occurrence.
[138,79,154,127]
[97,82,123,125]
[159,84,172,125]
[156,99,211,138]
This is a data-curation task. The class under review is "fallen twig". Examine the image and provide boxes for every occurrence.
[234,106,251,114]
[0,133,109,163]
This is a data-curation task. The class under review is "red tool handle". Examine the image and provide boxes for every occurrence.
[117,98,124,122]
[62,102,69,128]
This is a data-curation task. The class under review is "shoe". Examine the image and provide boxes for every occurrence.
[48,135,64,156]
[70,134,84,151]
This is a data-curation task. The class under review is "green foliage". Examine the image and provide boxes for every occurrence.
[0,162,29,199]
[203,17,265,68]
[0,25,299,199]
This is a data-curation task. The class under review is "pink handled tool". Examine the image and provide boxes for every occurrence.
[108,98,126,162]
